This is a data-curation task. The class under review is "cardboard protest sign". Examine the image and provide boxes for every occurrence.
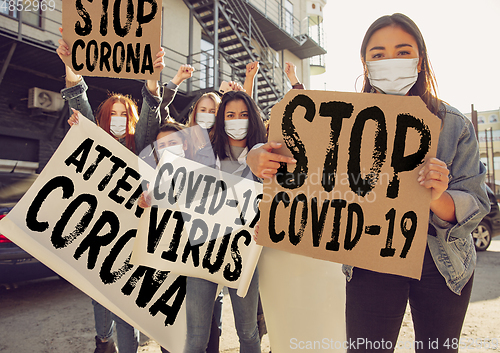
[0,118,185,353]
[258,247,346,352]
[61,0,162,80]
[258,90,441,279]
[131,147,263,297]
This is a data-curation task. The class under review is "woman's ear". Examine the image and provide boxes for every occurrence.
[418,57,423,73]
[183,140,188,151]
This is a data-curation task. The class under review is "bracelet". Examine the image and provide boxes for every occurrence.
[292,82,302,87]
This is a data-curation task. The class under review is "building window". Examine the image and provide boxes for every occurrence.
[199,38,214,89]
[284,0,294,36]
[478,129,500,143]
[480,156,500,171]
[0,0,44,28]
[0,0,17,17]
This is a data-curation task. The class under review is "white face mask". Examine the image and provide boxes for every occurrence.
[366,58,419,96]
[196,112,216,130]
[225,119,249,141]
[110,116,127,137]
[159,144,185,158]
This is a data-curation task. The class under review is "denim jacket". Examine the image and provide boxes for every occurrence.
[60,78,177,155]
[343,103,490,295]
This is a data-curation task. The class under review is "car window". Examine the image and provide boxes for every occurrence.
[0,173,38,208]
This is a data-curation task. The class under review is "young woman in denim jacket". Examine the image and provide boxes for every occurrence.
[246,13,489,353]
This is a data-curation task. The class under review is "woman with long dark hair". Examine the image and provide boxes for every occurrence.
[184,90,266,353]
[209,91,267,165]
[340,13,489,352]
[246,13,489,353]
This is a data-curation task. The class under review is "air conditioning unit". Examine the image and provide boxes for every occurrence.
[28,87,65,112]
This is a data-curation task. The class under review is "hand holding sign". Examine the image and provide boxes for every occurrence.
[56,27,71,60]
[67,108,80,127]
[246,141,297,179]
[146,47,165,95]
[57,27,83,83]
[418,157,449,199]
[138,183,152,208]
[418,157,456,223]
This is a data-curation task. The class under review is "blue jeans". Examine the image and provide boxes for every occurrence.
[92,300,140,353]
[345,247,473,352]
[207,291,223,353]
[184,271,260,353]
[161,292,223,353]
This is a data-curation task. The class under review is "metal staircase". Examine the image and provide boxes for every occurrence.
[182,0,286,115]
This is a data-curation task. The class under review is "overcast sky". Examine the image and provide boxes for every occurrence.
[309,0,500,115]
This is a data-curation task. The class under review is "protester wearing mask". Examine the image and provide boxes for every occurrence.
[186,92,221,152]
[157,131,187,158]
[137,120,224,353]
[184,90,267,353]
[224,118,249,141]
[109,115,128,138]
[196,113,216,130]
[341,15,487,352]
[365,58,419,96]
[195,107,217,130]
[139,121,189,168]
[246,13,489,353]
[185,61,259,153]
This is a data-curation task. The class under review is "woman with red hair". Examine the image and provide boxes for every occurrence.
[92,93,140,151]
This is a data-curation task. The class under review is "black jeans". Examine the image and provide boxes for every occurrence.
[346,247,473,353]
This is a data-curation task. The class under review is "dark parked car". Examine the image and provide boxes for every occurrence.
[472,185,500,251]
[0,172,57,288]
